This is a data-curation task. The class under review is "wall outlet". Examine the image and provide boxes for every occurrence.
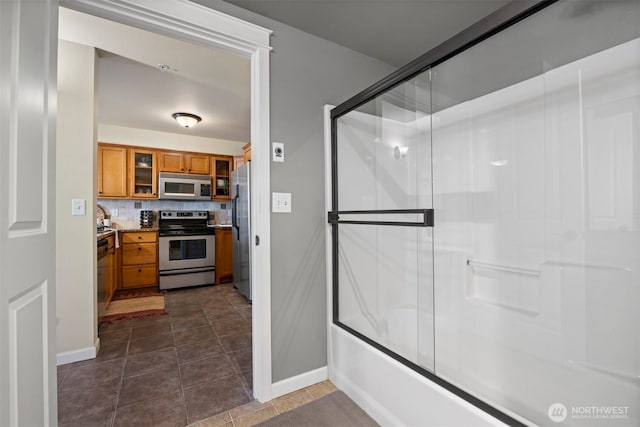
[111,208,119,217]
[71,199,85,216]
[272,192,291,213]
[272,142,284,163]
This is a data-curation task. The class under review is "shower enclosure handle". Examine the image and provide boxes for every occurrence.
[327,208,434,227]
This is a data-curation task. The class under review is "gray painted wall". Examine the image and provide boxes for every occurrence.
[193,0,396,382]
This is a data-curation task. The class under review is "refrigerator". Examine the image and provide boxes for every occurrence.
[231,163,251,302]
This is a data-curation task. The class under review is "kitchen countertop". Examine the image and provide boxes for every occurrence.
[207,224,232,229]
[97,229,116,239]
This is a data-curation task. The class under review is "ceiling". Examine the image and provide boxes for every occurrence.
[59,8,251,142]
[224,0,511,67]
[58,2,511,141]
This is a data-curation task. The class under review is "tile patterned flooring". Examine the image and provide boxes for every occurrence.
[58,284,253,426]
[57,283,338,427]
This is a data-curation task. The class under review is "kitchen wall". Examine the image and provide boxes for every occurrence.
[99,124,245,156]
[56,40,98,359]
[192,0,397,383]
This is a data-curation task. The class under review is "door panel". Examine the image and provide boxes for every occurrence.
[0,0,58,425]
[331,73,435,372]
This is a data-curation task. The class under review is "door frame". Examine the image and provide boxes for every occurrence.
[60,0,273,402]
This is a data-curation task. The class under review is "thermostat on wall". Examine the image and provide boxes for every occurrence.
[273,142,284,162]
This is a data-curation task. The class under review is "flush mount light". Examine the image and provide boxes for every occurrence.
[172,112,202,128]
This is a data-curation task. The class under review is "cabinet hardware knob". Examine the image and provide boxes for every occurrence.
[138,247,142,251]
[138,269,142,272]
[138,236,142,239]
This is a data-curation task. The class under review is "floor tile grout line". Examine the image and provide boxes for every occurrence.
[109,332,131,427]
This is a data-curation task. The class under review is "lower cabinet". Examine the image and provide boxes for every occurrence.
[120,231,158,289]
[215,228,233,284]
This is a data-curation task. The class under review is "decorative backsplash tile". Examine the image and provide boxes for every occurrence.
[98,199,230,229]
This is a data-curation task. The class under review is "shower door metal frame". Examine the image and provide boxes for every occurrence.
[328,1,558,425]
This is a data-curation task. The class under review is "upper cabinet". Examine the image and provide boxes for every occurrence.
[129,148,157,198]
[242,143,251,163]
[185,153,210,175]
[211,156,233,200]
[159,151,210,175]
[98,144,128,198]
[158,151,185,173]
[98,143,235,200]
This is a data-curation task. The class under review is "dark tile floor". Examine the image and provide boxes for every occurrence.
[57,283,252,427]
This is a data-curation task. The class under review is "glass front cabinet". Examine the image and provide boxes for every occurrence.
[129,148,157,198]
[211,156,232,200]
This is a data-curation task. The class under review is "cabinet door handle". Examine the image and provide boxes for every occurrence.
[138,269,142,273]
[138,236,142,239]
[138,247,142,251]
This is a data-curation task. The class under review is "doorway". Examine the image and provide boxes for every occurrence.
[58,0,273,404]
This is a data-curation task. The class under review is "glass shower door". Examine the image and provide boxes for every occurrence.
[431,1,640,425]
[331,73,435,371]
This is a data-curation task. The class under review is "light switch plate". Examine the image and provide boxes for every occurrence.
[272,142,284,163]
[272,192,291,213]
[71,199,86,216]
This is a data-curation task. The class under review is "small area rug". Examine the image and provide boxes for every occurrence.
[100,291,167,323]
[257,391,379,427]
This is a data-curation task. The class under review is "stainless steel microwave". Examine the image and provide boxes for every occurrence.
[158,173,212,200]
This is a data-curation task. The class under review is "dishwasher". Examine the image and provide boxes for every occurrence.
[97,238,109,323]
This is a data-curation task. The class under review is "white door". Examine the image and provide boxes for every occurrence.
[0,0,58,425]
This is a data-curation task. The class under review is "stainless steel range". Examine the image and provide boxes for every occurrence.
[158,210,215,290]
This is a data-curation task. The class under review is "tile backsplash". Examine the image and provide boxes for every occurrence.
[98,199,231,228]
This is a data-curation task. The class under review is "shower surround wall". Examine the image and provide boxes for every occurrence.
[328,1,640,426]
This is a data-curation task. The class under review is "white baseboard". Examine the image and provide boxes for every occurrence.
[56,338,99,366]
[271,366,328,399]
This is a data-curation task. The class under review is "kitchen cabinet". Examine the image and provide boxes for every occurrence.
[158,151,185,173]
[215,228,233,284]
[211,156,233,200]
[185,153,210,174]
[120,231,158,289]
[98,144,128,198]
[242,143,251,163]
[159,151,210,175]
[129,148,157,198]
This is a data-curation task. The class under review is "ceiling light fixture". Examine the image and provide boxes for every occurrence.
[172,112,202,128]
